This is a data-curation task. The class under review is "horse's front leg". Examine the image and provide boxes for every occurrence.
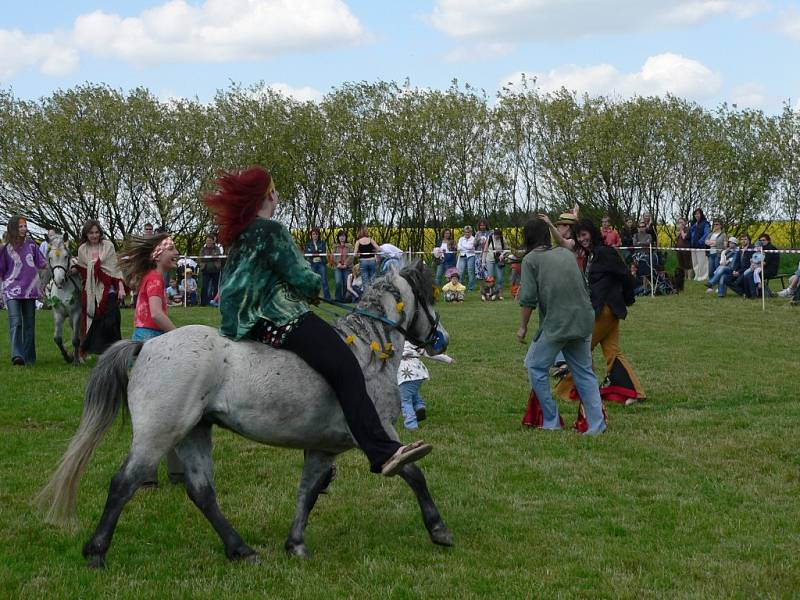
[284,450,336,558]
[398,463,454,547]
[52,310,72,363]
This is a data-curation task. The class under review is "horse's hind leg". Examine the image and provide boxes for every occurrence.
[82,453,161,568]
[285,450,336,558]
[399,463,454,547]
[174,422,257,562]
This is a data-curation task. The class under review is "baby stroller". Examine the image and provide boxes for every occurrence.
[630,250,677,296]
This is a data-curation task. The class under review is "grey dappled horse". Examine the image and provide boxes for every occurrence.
[44,234,83,364]
[38,261,453,568]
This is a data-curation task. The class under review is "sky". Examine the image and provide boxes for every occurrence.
[2,0,799,113]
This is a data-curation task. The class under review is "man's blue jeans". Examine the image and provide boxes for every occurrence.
[524,334,606,435]
[6,298,37,364]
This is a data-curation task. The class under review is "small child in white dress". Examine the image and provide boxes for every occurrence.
[397,340,454,430]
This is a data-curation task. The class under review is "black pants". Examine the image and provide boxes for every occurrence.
[281,313,401,472]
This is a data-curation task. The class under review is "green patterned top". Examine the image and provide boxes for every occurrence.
[219,218,321,339]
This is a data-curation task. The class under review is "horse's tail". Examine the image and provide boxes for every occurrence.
[36,340,143,528]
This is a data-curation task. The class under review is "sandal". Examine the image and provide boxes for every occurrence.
[381,440,433,477]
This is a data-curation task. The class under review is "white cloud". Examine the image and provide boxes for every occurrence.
[729,83,767,108]
[267,82,324,103]
[502,53,722,100]
[72,0,365,65]
[0,29,79,81]
[430,0,765,40]
[444,42,513,63]
[775,9,800,40]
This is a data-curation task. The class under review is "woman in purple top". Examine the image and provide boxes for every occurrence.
[0,216,47,365]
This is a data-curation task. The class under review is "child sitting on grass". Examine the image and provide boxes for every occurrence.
[179,269,198,306]
[166,278,182,305]
[441,270,466,303]
[397,340,454,430]
[480,275,502,301]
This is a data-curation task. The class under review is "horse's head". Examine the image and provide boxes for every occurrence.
[396,260,449,355]
[47,234,70,289]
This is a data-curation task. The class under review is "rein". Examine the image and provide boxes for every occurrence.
[317,277,440,349]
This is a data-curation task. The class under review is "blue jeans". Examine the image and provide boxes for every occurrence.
[435,261,456,287]
[708,253,721,278]
[708,265,732,296]
[132,327,164,341]
[6,298,36,364]
[399,379,426,430]
[333,267,350,302]
[485,262,504,290]
[360,258,377,289]
[309,261,330,300]
[524,334,606,435]
[457,255,476,291]
[201,271,220,306]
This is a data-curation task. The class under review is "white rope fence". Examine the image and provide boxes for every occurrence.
[176,244,799,310]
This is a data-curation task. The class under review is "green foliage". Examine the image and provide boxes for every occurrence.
[1,82,799,252]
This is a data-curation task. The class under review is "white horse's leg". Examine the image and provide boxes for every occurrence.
[52,309,72,363]
[174,423,258,562]
[398,463,454,547]
[285,450,337,558]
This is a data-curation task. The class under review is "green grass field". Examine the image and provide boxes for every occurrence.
[0,282,798,599]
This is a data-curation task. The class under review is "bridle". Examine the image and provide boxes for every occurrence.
[319,276,441,349]
[48,246,78,290]
[394,286,440,349]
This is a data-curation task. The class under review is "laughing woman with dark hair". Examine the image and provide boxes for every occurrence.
[555,219,646,406]
[205,166,432,477]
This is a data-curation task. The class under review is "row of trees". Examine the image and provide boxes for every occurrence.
[1,80,798,252]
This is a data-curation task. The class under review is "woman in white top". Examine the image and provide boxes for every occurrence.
[704,220,726,279]
[456,225,476,291]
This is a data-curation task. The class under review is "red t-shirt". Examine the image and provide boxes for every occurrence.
[135,270,167,330]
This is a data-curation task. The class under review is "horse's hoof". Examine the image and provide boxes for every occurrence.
[227,545,258,563]
[429,523,454,547]
[85,555,106,569]
[285,542,312,559]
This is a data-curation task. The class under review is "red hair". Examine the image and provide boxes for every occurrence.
[203,166,272,247]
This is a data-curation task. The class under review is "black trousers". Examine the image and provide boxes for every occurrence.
[282,313,401,472]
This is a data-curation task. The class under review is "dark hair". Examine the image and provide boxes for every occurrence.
[5,215,27,248]
[523,218,551,251]
[144,222,154,229]
[477,218,490,230]
[336,230,347,241]
[692,208,705,222]
[310,227,321,238]
[759,233,771,242]
[204,166,272,247]
[575,219,604,248]
[118,233,172,289]
[80,219,104,244]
